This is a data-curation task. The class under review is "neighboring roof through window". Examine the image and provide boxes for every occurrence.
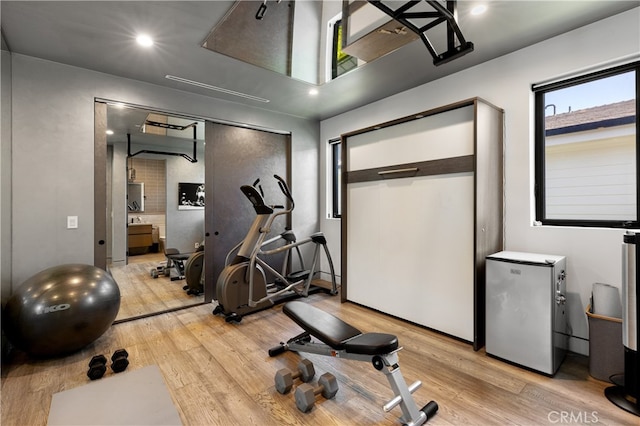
[545,99,636,136]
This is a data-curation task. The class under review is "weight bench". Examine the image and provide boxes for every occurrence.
[150,248,191,281]
[269,301,438,425]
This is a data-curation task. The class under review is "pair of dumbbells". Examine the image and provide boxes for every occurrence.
[274,359,339,413]
[87,349,129,380]
[294,373,339,412]
[274,359,315,394]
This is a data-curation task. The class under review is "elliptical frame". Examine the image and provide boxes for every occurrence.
[213,175,338,322]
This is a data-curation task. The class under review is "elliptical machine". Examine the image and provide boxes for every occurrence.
[213,175,337,322]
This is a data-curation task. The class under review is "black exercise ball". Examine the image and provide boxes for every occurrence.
[3,264,121,357]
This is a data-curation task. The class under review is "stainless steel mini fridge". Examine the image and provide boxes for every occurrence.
[486,251,568,375]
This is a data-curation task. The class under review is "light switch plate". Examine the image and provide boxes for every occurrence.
[67,216,78,229]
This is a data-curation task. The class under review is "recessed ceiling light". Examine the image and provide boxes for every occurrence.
[106,130,114,135]
[136,34,154,47]
[309,88,319,96]
[471,4,487,16]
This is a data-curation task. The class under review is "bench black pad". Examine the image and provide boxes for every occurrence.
[344,333,399,355]
[283,301,399,355]
[284,301,361,350]
[165,248,191,261]
[167,253,191,261]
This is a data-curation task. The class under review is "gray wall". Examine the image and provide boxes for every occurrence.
[130,141,205,255]
[165,152,205,254]
[108,144,127,265]
[9,53,319,290]
[1,39,12,306]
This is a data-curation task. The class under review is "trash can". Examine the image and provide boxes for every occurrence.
[586,304,624,382]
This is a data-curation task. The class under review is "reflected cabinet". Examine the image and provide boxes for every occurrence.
[341,98,504,350]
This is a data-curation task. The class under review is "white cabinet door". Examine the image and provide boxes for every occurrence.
[347,172,475,341]
[347,106,474,171]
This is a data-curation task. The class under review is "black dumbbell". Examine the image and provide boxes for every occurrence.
[87,354,107,380]
[294,372,339,413]
[274,359,315,394]
[110,349,129,373]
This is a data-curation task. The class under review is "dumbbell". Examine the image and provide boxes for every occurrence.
[110,349,129,373]
[274,359,315,394]
[87,354,107,380]
[294,372,339,413]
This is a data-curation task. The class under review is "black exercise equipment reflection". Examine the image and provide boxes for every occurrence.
[269,301,438,425]
[151,248,190,281]
[151,246,204,296]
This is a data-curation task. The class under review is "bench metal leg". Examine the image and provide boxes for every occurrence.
[377,352,428,425]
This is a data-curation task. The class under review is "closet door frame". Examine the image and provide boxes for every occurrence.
[340,97,503,350]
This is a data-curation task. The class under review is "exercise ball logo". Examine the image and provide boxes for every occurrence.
[39,304,71,314]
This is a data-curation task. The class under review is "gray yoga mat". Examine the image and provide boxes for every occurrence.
[48,365,182,425]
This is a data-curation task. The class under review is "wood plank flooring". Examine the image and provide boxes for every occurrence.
[111,253,204,322]
[1,294,637,425]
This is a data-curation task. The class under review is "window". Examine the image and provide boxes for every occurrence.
[534,62,639,228]
[329,138,342,218]
[330,19,358,80]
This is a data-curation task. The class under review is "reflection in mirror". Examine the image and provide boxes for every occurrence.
[127,182,144,212]
[202,0,365,85]
[104,102,206,322]
[202,1,474,85]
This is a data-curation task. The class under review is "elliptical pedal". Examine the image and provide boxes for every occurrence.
[272,280,287,290]
[286,270,310,282]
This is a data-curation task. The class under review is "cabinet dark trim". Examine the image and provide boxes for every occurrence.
[341,97,500,139]
[345,155,474,184]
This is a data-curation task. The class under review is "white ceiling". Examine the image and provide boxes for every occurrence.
[2,1,638,121]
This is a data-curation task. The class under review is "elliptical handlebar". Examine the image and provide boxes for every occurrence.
[273,174,295,211]
[253,178,265,197]
[242,175,294,215]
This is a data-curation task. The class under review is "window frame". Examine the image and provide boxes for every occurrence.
[329,138,341,219]
[331,18,343,80]
[329,17,357,81]
[533,61,640,228]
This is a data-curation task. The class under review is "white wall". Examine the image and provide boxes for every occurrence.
[10,53,320,290]
[291,0,322,84]
[320,8,640,355]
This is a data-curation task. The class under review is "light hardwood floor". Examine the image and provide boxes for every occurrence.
[111,253,205,322]
[1,294,636,425]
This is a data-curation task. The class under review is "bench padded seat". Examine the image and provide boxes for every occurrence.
[165,248,191,261]
[284,301,361,350]
[344,332,398,355]
[283,301,398,355]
